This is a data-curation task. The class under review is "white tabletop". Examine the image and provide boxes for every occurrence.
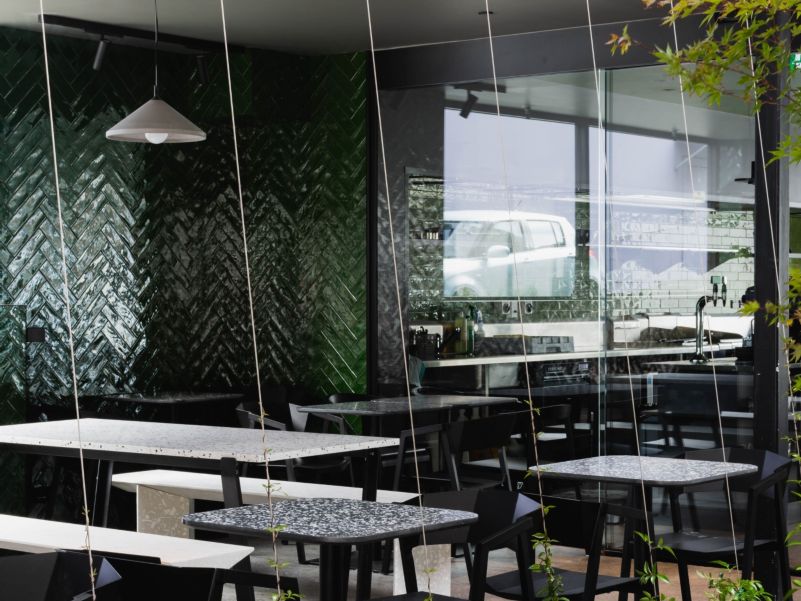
[0,514,253,569]
[0,418,399,463]
[530,455,757,487]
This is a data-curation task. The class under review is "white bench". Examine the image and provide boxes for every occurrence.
[112,469,416,538]
[0,514,253,569]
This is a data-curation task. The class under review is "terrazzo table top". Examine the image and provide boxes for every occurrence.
[530,455,757,486]
[101,391,244,406]
[0,418,399,463]
[298,394,514,416]
[183,498,478,544]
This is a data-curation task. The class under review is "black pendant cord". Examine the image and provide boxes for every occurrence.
[153,0,160,97]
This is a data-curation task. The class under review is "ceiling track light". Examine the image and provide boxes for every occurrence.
[92,37,108,71]
[459,91,479,119]
[106,0,205,144]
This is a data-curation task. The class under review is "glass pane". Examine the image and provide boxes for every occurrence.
[600,66,755,455]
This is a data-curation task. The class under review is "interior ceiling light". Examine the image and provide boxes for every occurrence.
[92,37,108,71]
[106,0,205,144]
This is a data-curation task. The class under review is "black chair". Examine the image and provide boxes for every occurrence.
[67,549,297,601]
[0,551,121,601]
[441,411,519,491]
[656,448,793,601]
[517,404,584,499]
[375,491,646,601]
[391,489,541,599]
[484,496,647,600]
[235,400,354,485]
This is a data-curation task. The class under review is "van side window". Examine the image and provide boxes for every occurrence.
[525,220,559,249]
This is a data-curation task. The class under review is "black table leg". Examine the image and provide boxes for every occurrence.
[361,450,379,502]
[355,543,374,600]
[92,460,114,527]
[232,557,257,601]
[364,416,380,437]
[319,543,351,601]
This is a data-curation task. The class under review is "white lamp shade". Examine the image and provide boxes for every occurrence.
[106,98,206,143]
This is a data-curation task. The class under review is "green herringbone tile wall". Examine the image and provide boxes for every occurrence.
[0,28,366,511]
[0,306,25,513]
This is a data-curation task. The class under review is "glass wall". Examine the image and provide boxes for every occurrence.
[378,64,756,454]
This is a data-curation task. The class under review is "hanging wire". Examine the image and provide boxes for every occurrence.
[479,0,551,538]
[584,0,657,568]
[667,0,741,570]
[218,0,285,593]
[364,0,434,592]
[153,0,159,95]
[38,0,96,597]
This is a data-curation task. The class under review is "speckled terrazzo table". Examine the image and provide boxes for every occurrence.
[0,418,399,524]
[184,498,478,601]
[529,455,757,487]
[298,394,516,435]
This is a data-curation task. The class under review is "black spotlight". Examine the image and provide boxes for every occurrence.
[92,37,109,71]
[460,91,478,119]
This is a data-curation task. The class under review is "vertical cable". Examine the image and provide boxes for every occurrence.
[667,0,739,570]
[219,0,284,593]
[153,0,159,94]
[365,0,434,591]
[480,0,551,541]
[585,0,655,565]
[38,1,96,598]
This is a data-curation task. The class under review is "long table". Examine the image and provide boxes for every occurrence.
[0,418,398,523]
[298,394,516,435]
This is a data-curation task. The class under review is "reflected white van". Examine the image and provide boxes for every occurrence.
[442,210,576,298]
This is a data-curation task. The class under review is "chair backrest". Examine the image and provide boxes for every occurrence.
[234,402,287,431]
[445,411,518,455]
[444,412,518,489]
[0,551,121,601]
[403,488,541,546]
[511,404,577,462]
[465,497,646,601]
[681,447,791,545]
[682,447,792,496]
[59,550,297,601]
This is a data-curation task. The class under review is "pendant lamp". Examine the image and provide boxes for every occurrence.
[106,0,205,144]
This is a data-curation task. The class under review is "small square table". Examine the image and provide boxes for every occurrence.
[529,454,758,595]
[529,455,757,488]
[183,497,478,601]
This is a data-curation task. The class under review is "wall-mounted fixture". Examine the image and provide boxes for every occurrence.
[106,0,205,144]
